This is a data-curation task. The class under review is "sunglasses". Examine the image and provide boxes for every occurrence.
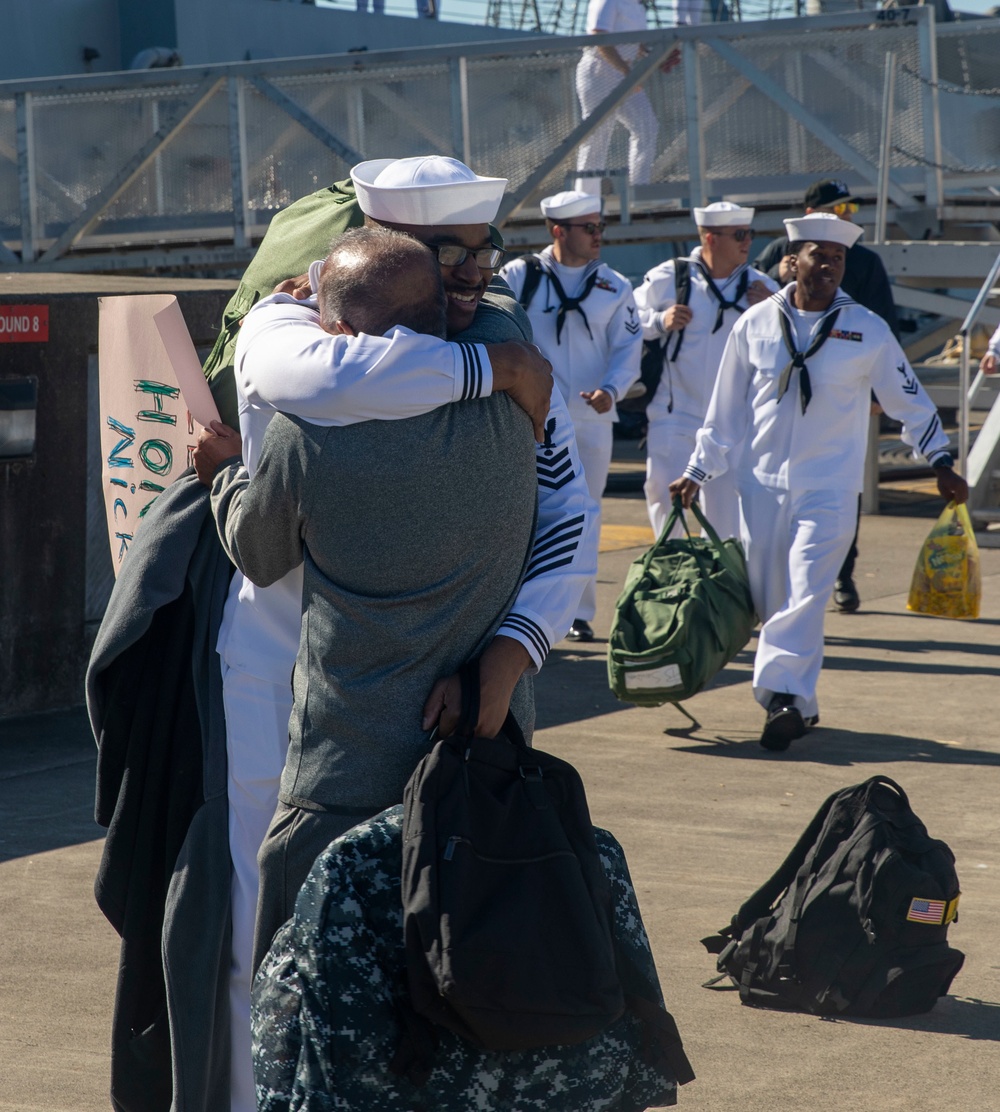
[556,221,607,235]
[711,228,755,242]
[430,243,507,269]
[823,201,859,216]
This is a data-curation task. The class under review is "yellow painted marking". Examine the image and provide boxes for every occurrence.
[600,523,655,553]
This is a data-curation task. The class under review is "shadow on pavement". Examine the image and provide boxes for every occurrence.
[0,705,105,861]
[671,728,1000,767]
[825,995,1000,1042]
[823,631,1000,653]
[536,648,756,732]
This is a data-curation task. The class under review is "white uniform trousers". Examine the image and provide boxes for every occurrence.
[645,419,741,540]
[575,54,658,187]
[739,482,858,719]
[221,663,292,1112]
[573,419,614,622]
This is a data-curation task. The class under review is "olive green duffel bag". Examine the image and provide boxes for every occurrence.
[608,498,757,712]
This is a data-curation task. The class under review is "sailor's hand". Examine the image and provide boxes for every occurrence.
[935,466,969,506]
[662,304,692,331]
[486,341,554,442]
[746,279,771,306]
[668,476,701,509]
[273,272,313,299]
[659,46,682,74]
[581,388,613,414]
[193,421,243,486]
[422,637,531,740]
[980,353,998,376]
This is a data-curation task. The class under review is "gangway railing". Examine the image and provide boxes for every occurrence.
[1,6,999,274]
[961,249,1000,524]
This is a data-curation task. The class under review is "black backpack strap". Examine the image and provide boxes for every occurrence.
[517,255,545,311]
[456,657,481,739]
[666,257,691,364]
[701,783,846,953]
[457,657,529,752]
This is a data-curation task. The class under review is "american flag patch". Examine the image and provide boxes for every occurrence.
[907,897,947,925]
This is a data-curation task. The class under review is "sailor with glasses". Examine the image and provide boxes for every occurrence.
[754,179,901,615]
[501,190,642,642]
[193,156,596,1112]
[634,200,777,539]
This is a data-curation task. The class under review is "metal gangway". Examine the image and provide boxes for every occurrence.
[2,6,998,272]
[2,5,1000,516]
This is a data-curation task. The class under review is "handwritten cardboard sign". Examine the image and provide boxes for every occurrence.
[98,295,220,571]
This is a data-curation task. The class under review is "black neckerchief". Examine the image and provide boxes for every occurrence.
[694,262,750,335]
[542,263,599,344]
[777,304,840,414]
[669,262,749,364]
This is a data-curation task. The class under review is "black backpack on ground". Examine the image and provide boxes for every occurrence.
[702,776,964,1018]
[400,658,694,1087]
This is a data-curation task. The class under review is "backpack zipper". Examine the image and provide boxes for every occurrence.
[443,835,575,865]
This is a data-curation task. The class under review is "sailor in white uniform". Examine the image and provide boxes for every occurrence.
[501,190,641,642]
[981,321,1000,376]
[634,201,776,538]
[201,156,598,1112]
[670,213,969,752]
[575,0,659,195]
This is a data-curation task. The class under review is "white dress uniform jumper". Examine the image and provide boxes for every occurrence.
[635,244,777,538]
[683,282,953,721]
[575,0,658,192]
[502,243,641,623]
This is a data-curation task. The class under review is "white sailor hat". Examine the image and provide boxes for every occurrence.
[540,190,603,220]
[350,156,507,226]
[694,201,755,227]
[784,212,863,249]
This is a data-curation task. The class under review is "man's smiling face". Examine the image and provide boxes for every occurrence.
[380,221,499,335]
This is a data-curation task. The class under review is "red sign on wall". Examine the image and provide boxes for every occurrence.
[0,305,49,343]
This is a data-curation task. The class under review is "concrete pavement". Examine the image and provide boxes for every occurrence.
[2,482,998,1111]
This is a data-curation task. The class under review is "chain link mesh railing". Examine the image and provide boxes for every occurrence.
[1,10,998,267]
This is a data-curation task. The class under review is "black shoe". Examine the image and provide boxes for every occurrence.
[804,714,820,729]
[760,698,808,752]
[833,578,860,613]
[565,620,595,643]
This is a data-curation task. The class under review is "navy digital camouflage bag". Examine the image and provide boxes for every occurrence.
[252,807,693,1112]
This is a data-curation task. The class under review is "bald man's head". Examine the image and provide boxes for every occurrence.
[318,226,447,339]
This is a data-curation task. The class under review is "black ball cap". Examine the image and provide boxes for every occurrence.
[804,179,856,208]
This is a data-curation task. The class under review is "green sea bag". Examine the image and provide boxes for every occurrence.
[608,498,757,710]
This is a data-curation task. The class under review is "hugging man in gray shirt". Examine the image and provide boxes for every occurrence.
[210,215,595,968]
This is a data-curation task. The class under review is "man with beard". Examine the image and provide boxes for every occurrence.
[198,156,596,1112]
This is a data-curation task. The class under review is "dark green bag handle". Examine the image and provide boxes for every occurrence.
[641,495,747,590]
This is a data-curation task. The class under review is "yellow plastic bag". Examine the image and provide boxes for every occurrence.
[906,501,981,620]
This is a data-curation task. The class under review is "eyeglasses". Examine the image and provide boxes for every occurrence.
[823,201,859,216]
[710,228,755,242]
[556,221,606,235]
[429,243,507,269]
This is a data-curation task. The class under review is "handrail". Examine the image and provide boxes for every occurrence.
[958,247,1000,471]
[0,5,932,97]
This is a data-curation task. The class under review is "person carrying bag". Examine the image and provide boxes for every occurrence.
[608,497,757,718]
